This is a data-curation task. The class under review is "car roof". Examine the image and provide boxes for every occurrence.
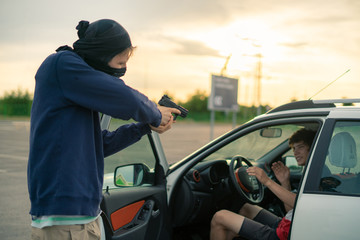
[265,98,360,116]
[242,98,360,125]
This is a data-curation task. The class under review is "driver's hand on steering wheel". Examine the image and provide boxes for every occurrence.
[247,166,271,186]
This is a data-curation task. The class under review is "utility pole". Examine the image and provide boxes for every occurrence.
[254,53,262,115]
[240,38,263,115]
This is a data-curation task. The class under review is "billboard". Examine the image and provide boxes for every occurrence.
[208,74,239,111]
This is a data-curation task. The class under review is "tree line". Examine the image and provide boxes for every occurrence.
[0,88,32,116]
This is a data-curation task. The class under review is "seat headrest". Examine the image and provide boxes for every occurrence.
[329,132,357,168]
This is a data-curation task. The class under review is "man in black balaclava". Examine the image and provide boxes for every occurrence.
[28,19,180,240]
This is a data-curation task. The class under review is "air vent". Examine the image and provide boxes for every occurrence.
[193,170,201,183]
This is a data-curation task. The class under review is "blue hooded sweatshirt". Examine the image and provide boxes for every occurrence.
[27,50,161,217]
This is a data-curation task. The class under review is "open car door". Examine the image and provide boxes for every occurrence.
[291,120,360,239]
[100,116,170,240]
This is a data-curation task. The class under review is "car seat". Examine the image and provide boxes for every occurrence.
[328,132,357,174]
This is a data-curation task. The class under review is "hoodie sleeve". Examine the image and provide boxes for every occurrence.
[102,122,151,157]
[56,51,161,127]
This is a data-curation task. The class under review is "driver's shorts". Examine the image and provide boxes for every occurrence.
[238,209,281,240]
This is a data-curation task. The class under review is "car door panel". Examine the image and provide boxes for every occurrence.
[101,186,167,240]
[110,200,145,231]
[291,194,360,239]
[100,116,170,240]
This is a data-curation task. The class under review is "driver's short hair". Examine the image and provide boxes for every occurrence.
[289,128,316,147]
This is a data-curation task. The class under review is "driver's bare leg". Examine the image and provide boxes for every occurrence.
[210,210,244,240]
[239,203,262,219]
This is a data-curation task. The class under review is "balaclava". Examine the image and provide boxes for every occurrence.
[60,19,132,77]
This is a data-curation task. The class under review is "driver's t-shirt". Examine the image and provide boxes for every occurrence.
[276,209,293,240]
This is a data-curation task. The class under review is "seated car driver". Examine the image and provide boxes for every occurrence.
[210,128,316,240]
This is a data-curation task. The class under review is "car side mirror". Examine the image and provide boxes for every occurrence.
[114,164,146,187]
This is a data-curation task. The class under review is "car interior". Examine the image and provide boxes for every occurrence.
[170,122,320,239]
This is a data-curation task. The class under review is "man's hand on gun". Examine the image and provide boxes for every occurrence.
[150,95,188,134]
[150,107,180,134]
[158,95,188,120]
[158,106,181,125]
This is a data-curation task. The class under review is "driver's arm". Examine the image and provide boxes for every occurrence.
[265,179,296,210]
[247,166,296,210]
[271,161,293,211]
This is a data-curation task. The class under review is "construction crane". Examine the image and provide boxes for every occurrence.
[220,54,232,76]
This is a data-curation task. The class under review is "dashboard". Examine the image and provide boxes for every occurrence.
[171,160,233,226]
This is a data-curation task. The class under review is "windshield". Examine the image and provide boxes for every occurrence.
[203,123,316,162]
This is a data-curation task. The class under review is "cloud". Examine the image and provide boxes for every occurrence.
[163,37,221,57]
[0,0,233,45]
[278,42,309,49]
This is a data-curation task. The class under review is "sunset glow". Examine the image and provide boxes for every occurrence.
[1,0,359,107]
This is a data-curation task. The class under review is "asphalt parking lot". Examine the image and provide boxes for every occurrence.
[0,119,232,239]
[0,120,32,240]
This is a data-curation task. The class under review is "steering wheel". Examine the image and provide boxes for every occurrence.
[229,155,264,204]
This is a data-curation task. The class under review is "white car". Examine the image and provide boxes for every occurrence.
[100,99,360,240]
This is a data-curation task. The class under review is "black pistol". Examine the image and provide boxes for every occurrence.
[158,95,188,120]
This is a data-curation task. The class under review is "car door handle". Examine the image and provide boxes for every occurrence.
[152,209,160,218]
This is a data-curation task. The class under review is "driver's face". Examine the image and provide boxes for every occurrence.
[291,141,310,166]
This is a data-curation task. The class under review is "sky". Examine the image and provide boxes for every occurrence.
[0,0,359,107]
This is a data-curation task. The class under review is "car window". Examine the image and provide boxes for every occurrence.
[319,121,360,195]
[103,119,157,189]
[283,152,303,173]
[203,124,310,162]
